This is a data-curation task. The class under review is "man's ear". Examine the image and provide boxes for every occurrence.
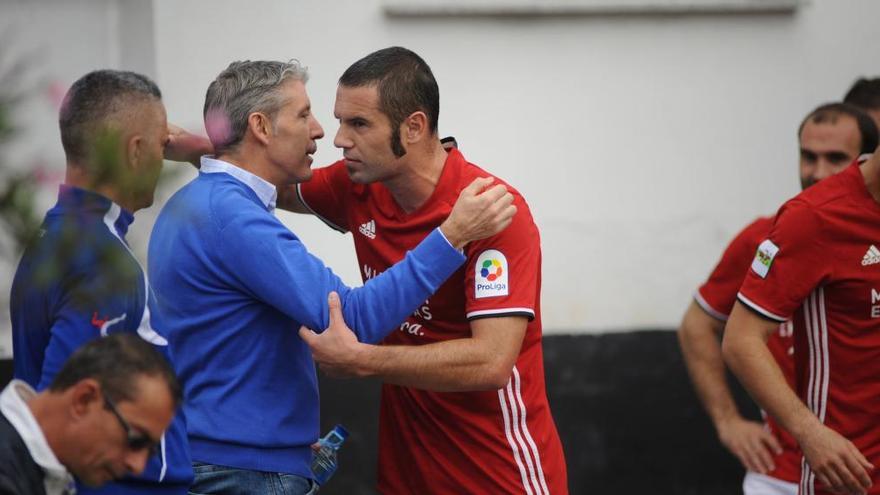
[127,134,143,170]
[402,111,429,145]
[247,112,273,146]
[69,378,102,419]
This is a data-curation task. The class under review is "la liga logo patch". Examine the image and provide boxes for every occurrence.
[475,249,509,298]
[751,239,779,279]
[481,259,503,281]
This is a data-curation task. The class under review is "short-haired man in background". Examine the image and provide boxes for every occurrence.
[10,69,206,495]
[0,333,182,495]
[724,109,880,495]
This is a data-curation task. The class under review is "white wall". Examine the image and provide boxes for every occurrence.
[153,0,876,332]
[0,0,875,358]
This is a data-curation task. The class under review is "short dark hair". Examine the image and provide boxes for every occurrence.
[49,333,182,407]
[59,70,162,164]
[798,102,879,155]
[339,46,439,157]
[844,77,880,111]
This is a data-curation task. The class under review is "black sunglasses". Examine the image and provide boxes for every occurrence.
[103,394,160,457]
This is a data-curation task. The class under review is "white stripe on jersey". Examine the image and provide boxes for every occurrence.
[817,290,830,423]
[805,291,817,418]
[736,292,789,322]
[498,387,535,495]
[505,381,541,494]
[498,366,549,495]
[800,287,829,495]
[693,292,729,321]
[102,204,168,346]
[801,299,815,495]
[159,435,167,481]
[800,455,815,495]
[512,367,550,495]
[102,203,169,483]
[467,307,535,319]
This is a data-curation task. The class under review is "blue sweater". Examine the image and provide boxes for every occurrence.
[147,166,464,478]
[10,186,192,495]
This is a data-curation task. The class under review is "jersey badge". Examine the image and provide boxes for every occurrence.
[91,312,127,337]
[358,219,376,240]
[862,245,880,266]
[751,239,779,279]
[475,249,509,298]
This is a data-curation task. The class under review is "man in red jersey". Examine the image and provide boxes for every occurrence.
[724,136,880,494]
[679,103,878,495]
[284,46,567,494]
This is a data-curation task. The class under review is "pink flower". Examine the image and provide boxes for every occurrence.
[204,108,232,147]
[46,81,69,112]
[31,160,63,187]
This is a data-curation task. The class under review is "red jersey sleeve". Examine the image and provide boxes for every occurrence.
[464,194,539,321]
[296,160,352,232]
[737,200,831,322]
[695,217,773,321]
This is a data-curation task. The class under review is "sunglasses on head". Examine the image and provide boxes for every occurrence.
[103,394,160,457]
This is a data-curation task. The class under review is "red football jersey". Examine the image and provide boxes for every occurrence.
[696,216,801,483]
[738,162,880,495]
[298,149,567,494]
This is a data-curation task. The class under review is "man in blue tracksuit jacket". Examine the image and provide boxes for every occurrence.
[148,60,515,495]
[10,70,209,495]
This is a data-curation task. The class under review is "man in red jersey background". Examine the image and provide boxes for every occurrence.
[724,123,880,494]
[284,46,567,494]
[679,102,878,495]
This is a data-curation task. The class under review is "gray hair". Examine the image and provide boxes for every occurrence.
[203,60,308,154]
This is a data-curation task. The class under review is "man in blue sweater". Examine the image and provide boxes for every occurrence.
[10,70,210,494]
[147,60,515,495]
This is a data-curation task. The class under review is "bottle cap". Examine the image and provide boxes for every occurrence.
[332,424,350,439]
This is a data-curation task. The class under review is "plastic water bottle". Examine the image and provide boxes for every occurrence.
[311,424,349,486]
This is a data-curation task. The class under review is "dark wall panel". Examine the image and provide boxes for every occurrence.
[314,330,758,494]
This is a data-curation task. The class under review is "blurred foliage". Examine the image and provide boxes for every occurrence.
[21,196,143,312]
[0,51,42,263]
[0,171,41,261]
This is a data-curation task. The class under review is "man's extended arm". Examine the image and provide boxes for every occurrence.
[218,177,514,344]
[677,300,781,473]
[300,292,525,392]
[164,124,213,167]
[723,302,873,495]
